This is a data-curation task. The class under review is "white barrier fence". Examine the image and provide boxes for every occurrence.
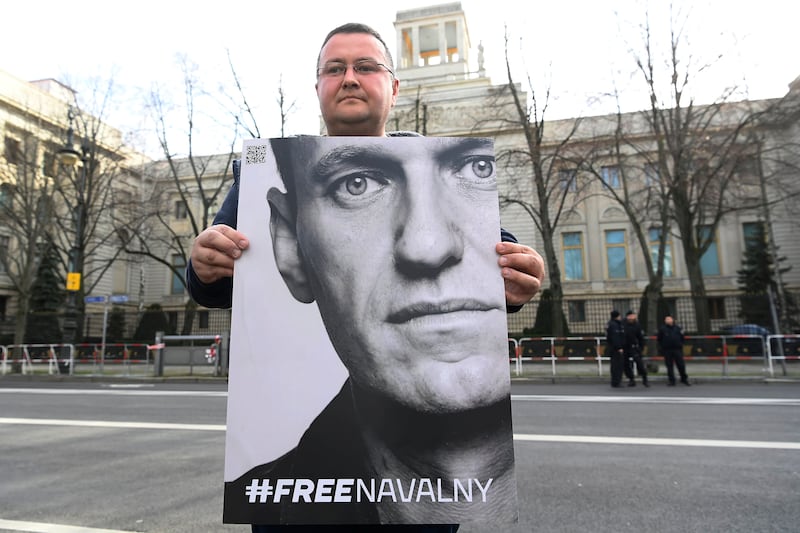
[3,334,797,378]
[0,343,158,376]
[509,334,800,378]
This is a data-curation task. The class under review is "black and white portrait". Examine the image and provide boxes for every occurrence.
[223,136,517,526]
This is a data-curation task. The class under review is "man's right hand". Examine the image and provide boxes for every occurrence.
[190,224,249,284]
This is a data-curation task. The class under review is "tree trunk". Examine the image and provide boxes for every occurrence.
[540,228,565,337]
[683,244,711,333]
[181,298,197,336]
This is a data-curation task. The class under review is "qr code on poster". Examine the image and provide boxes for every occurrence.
[245,144,267,165]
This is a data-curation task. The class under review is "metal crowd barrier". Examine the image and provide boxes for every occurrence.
[0,343,155,376]
[508,334,800,378]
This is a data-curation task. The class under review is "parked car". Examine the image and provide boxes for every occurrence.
[724,324,771,337]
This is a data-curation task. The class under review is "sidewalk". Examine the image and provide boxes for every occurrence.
[3,362,798,386]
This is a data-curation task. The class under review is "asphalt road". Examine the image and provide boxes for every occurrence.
[1,379,798,532]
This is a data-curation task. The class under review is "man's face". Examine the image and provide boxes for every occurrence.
[315,32,399,136]
[271,137,507,414]
[665,316,674,326]
[627,314,637,324]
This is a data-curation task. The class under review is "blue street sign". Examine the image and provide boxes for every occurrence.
[109,295,129,304]
[84,295,107,303]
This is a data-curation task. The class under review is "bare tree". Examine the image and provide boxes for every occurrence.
[580,94,674,336]
[745,91,800,332]
[223,49,295,139]
[48,82,144,342]
[0,123,58,346]
[620,7,776,333]
[492,31,588,336]
[123,58,237,335]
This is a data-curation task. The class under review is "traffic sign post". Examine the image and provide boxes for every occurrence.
[101,295,129,372]
[82,294,130,373]
[66,272,81,291]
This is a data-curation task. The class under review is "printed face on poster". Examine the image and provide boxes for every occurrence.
[223,136,518,526]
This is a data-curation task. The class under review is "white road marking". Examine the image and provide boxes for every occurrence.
[512,394,800,406]
[0,387,226,397]
[3,390,798,450]
[0,418,225,431]
[0,518,129,532]
[514,433,800,450]
[1,417,797,450]
[2,388,798,406]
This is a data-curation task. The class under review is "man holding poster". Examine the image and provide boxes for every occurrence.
[222,135,518,527]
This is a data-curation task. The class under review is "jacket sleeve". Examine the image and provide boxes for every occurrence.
[186,160,240,309]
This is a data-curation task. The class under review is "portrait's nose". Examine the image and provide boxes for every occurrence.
[393,179,464,277]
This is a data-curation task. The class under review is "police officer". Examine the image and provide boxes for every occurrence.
[606,310,626,388]
[658,314,690,386]
[623,310,649,387]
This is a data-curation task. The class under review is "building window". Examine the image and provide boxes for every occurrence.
[736,154,759,179]
[612,299,630,315]
[167,311,178,333]
[558,169,577,192]
[42,151,57,177]
[0,184,12,210]
[644,163,660,187]
[708,297,726,320]
[199,310,209,329]
[661,298,677,319]
[698,225,720,276]
[601,165,620,189]
[605,229,628,279]
[562,232,584,280]
[171,254,186,294]
[0,295,7,321]
[567,300,586,322]
[4,137,22,165]
[742,222,764,254]
[648,227,673,277]
[174,200,188,219]
[205,196,218,219]
[0,235,9,273]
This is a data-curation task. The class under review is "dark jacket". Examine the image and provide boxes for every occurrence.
[623,320,645,353]
[658,323,685,350]
[606,319,625,352]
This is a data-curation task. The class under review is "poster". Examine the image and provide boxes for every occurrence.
[223,136,518,526]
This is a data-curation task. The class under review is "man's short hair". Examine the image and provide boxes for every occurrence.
[626,310,636,317]
[317,22,395,71]
[610,310,620,319]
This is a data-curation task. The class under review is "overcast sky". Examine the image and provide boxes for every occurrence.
[3,0,794,157]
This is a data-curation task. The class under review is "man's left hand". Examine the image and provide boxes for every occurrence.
[496,242,545,306]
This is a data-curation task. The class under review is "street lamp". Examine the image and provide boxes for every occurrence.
[57,106,88,346]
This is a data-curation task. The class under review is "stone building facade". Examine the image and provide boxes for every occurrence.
[1,2,798,341]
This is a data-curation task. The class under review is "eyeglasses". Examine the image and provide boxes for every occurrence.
[317,59,395,79]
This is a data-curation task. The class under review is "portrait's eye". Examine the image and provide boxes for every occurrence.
[326,170,391,206]
[456,156,495,181]
[471,158,494,179]
[345,175,368,196]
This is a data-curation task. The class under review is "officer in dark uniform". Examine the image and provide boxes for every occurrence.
[606,310,626,388]
[623,310,649,387]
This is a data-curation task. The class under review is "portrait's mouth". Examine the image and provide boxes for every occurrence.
[386,299,500,324]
